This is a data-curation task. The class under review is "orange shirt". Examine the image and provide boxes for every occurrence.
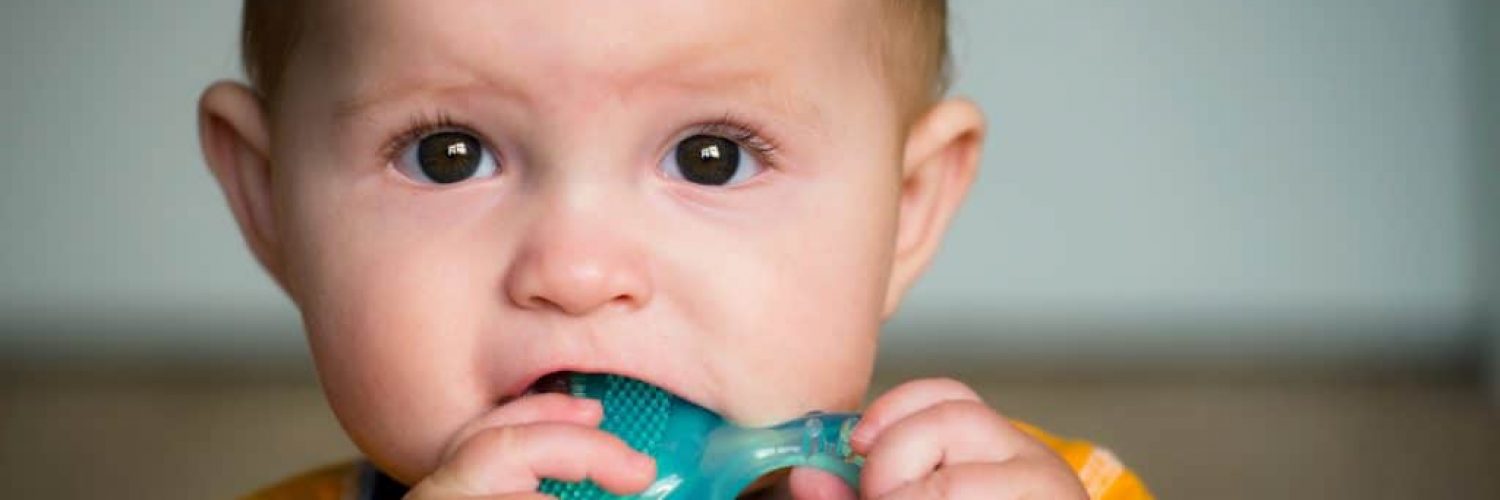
[244,423,1151,499]
[1012,422,1152,500]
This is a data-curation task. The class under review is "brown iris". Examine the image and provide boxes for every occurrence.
[416,132,484,184]
[674,135,741,186]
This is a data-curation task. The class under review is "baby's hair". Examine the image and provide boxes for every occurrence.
[240,0,302,104]
[875,0,953,122]
[241,1,950,122]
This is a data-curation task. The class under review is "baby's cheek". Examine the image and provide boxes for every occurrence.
[291,229,501,482]
[715,278,879,424]
[306,300,495,483]
[702,225,885,422]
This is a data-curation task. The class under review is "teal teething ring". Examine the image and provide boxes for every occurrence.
[538,374,863,499]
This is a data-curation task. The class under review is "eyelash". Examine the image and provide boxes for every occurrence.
[693,114,782,168]
[380,111,466,163]
[379,112,783,167]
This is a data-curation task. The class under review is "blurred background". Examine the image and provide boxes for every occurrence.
[1,0,1495,498]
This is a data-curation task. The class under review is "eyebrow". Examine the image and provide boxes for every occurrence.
[332,63,825,130]
[648,68,826,127]
[333,73,526,120]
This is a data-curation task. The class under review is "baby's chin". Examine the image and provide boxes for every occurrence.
[714,383,866,429]
[705,364,869,427]
[743,369,868,423]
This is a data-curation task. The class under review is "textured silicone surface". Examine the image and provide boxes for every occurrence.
[538,375,671,498]
[537,374,862,499]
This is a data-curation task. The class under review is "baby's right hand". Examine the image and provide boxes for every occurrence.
[404,394,657,499]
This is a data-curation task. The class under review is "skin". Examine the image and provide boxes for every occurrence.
[199,0,1086,498]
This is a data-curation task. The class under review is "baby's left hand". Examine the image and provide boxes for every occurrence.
[796,378,1089,499]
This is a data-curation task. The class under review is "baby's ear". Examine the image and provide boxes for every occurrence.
[198,81,288,292]
[883,99,986,318]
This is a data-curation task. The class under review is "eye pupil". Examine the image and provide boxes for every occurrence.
[675,135,740,186]
[417,132,483,184]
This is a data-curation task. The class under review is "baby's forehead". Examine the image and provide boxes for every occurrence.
[304,0,880,123]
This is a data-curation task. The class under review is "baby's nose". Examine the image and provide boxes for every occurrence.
[503,226,653,316]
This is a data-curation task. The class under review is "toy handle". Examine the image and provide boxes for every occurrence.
[695,413,864,498]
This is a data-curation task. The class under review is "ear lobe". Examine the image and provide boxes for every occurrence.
[882,99,986,318]
[198,81,287,290]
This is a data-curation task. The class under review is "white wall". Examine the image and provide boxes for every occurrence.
[0,0,294,361]
[0,0,1490,367]
[889,0,1487,365]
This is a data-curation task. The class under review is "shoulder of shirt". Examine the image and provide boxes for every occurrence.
[240,460,361,500]
[1012,421,1155,500]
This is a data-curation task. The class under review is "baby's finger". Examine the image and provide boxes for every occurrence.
[851,378,983,453]
[442,394,603,462]
[860,400,1029,497]
[876,462,1085,500]
[788,467,856,500]
[419,422,656,497]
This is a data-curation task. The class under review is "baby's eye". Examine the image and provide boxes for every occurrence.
[394,131,499,184]
[660,134,763,187]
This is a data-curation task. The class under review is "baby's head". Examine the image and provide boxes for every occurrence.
[199,0,983,485]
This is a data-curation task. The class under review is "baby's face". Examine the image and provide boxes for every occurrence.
[269,0,906,482]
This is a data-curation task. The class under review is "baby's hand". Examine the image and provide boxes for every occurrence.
[845,378,1088,499]
[404,394,656,499]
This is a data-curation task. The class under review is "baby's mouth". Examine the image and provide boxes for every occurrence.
[503,371,708,417]
[496,371,576,406]
[526,371,575,396]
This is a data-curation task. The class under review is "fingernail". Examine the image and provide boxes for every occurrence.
[848,423,873,450]
[632,453,657,475]
[572,399,603,421]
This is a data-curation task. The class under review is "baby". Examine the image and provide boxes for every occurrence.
[198,1,1149,498]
